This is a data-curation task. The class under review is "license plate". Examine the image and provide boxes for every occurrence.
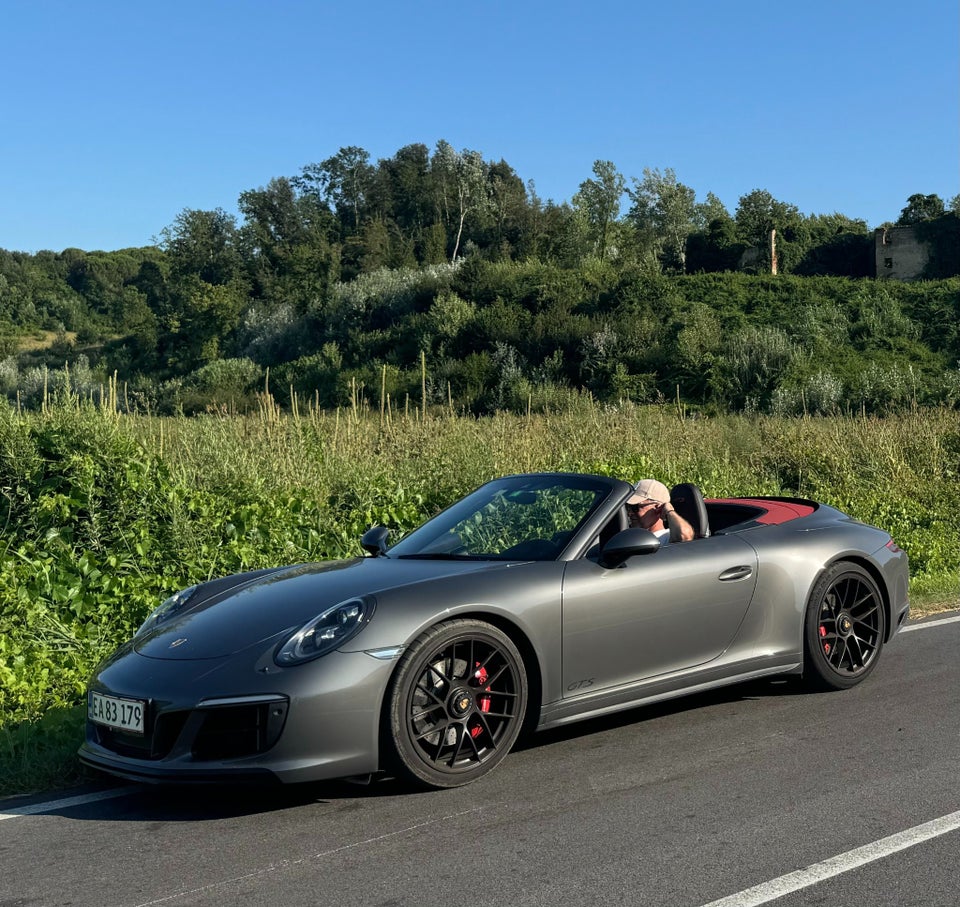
[89,692,146,735]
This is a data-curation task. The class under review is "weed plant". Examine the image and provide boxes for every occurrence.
[1,394,957,796]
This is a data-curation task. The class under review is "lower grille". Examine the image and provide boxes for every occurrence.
[93,711,188,760]
[192,700,289,760]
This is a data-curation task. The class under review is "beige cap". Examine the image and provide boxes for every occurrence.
[628,478,671,505]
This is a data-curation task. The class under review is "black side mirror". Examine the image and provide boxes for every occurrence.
[598,527,661,568]
[361,525,390,557]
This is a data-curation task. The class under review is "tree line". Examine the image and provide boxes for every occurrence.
[1,141,958,415]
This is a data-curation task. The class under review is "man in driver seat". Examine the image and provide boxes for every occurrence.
[627,479,695,544]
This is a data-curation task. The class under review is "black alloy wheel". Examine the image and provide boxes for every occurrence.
[385,619,528,788]
[804,561,886,690]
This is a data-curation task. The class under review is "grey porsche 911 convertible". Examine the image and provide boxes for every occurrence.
[80,473,909,789]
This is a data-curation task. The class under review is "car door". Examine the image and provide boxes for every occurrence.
[560,535,758,696]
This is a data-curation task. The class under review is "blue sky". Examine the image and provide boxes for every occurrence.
[2,0,956,253]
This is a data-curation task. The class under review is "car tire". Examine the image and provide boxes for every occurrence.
[384,619,528,789]
[803,561,886,691]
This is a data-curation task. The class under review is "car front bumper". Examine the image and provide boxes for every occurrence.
[79,646,397,785]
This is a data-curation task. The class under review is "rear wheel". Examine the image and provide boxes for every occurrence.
[384,619,528,788]
[803,562,886,690]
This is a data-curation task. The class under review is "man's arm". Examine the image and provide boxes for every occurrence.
[663,504,696,542]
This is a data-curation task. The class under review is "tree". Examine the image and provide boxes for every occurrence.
[296,146,375,233]
[627,168,697,272]
[430,141,492,261]
[239,177,311,254]
[695,193,730,230]
[686,214,742,273]
[157,209,248,370]
[572,160,625,262]
[734,190,803,272]
[735,190,801,247]
[795,213,871,277]
[373,143,432,235]
[238,177,336,307]
[159,208,243,287]
[163,277,248,368]
[487,160,530,259]
[896,193,946,225]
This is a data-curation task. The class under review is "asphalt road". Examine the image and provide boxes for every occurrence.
[3,612,959,907]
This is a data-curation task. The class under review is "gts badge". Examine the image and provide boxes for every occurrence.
[567,678,594,692]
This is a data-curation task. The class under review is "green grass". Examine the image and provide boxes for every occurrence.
[0,707,89,799]
[0,396,957,798]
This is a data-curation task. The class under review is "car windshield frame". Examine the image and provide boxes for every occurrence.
[389,474,615,561]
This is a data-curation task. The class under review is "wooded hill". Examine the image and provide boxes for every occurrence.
[1,143,958,415]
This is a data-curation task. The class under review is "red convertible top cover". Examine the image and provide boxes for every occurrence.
[708,498,816,526]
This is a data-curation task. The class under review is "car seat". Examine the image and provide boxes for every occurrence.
[670,483,710,538]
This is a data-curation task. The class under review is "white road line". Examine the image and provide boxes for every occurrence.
[699,809,960,907]
[900,614,960,633]
[0,786,139,821]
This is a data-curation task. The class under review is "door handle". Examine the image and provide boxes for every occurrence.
[718,565,753,581]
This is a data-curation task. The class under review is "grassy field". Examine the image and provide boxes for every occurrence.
[1,396,957,797]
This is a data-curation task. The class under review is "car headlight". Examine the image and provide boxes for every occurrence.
[137,585,199,636]
[275,596,376,666]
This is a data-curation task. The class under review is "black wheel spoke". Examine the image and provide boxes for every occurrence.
[852,604,879,623]
[414,721,446,744]
[464,727,482,759]
[414,679,446,706]
[847,633,865,668]
[483,662,510,689]
[850,588,874,612]
[475,647,497,674]
[832,636,847,669]
[479,709,514,720]
[473,711,496,745]
[427,663,450,687]
[447,724,466,766]
[853,633,874,660]
[451,642,467,680]
[411,702,445,722]
[838,581,855,610]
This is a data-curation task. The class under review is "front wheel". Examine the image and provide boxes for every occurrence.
[384,619,528,788]
[803,562,886,691]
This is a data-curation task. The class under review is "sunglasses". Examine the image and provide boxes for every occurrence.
[626,501,658,513]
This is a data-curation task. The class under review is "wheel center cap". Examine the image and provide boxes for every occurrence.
[838,613,853,635]
[448,688,473,718]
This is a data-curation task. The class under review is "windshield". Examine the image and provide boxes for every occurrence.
[389,475,610,561]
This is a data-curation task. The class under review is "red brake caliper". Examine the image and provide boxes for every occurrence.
[819,624,831,655]
[471,663,491,738]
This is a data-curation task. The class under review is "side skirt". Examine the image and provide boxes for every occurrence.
[536,657,801,731]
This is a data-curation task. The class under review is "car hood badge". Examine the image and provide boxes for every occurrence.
[169,638,188,648]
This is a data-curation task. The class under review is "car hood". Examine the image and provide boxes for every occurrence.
[133,557,517,660]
